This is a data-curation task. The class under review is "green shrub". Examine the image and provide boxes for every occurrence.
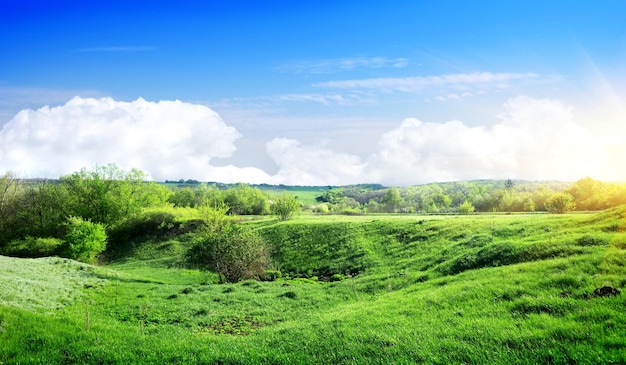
[187,223,270,283]
[311,203,330,214]
[63,216,107,263]
[339,208,362,215]
[330,273,345,282]
[271,193,300,221]
[263,270,282,281]
[458,200,475,214]
[1,237,63,258]
[545,192,576,214]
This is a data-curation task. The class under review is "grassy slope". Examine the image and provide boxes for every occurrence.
[1,209,626,364]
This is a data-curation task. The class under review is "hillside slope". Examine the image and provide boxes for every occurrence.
[1,208,625,364]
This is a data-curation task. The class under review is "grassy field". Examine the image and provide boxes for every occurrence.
[1,208,625,364]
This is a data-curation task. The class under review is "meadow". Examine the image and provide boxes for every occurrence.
[1,208,625,364]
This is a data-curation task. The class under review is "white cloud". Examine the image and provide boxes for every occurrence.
[263,96,612,186]
[314,72,540,93]
[278,93,345,105]
[266,138,366,186]
[2,95,618,186]
[0,97,270,182]
[275,56,410,74]
[367,96,608,185]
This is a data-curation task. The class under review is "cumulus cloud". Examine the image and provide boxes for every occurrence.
[266,138,366,186]
[0,97,270,182]
[264,96,611,186]
[1,95,616,186]
[370,96,609,184]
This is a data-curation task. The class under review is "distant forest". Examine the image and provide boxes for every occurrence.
[166,177,626,215]
[2,163,626,259]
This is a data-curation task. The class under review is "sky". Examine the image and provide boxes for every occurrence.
[1,0,625,186]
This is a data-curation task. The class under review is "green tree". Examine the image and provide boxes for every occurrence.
[17,181,69,238]
[188,206,269,283]
[317,189,342,204]
[271,193,300,221]
[545,192,576,214]
[63,216,107,262]
[168,187,196,207]
[61,164,169,225]
[192,225,269,283]
[381,187,402,213]
[223,183,269,215]
[458,200,475,214]
[567,177,608,211]
[0,172,21,244]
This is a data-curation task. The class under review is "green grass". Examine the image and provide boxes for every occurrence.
[0,256,109,313]
[1,208,626,364]
[262,185,329,207]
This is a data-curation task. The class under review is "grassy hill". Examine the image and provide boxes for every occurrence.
[1,208,625,364]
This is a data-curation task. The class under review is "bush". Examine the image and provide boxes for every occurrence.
[545,192,576,214]
[63,216,107,262]
[311,204,330,214]
[271,193,299,221]
[458,200,475,214]
[339,208,362,216]
[263,270,282,281]
[1,237,64,258]
[187,223,270,283]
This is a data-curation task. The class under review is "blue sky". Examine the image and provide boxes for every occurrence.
[1,1,625,185]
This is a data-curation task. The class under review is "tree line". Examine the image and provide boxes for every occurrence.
[0,164,298,264]
[2,163,625,271]
[313,178,626,214]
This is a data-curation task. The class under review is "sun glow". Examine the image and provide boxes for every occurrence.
[564,46,626,182]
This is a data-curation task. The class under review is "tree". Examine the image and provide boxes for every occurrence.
[0,172,21,244]
[168,187,196,207]
[458,200,475,214]
[545,192,576,214]
[17,180,68,238]
[381,187,402,213]
[505,179,515,191]
[568,177,608,211]
[187,207,270,283]
[271,193,300,221]
[317,189,342,204]
[222,183,269,215]
[63,216,107,262]
[61,164,169,225]
[61,164,129,224]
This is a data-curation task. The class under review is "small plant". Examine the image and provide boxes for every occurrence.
[330,273,345,282]
[263,270,282,281]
